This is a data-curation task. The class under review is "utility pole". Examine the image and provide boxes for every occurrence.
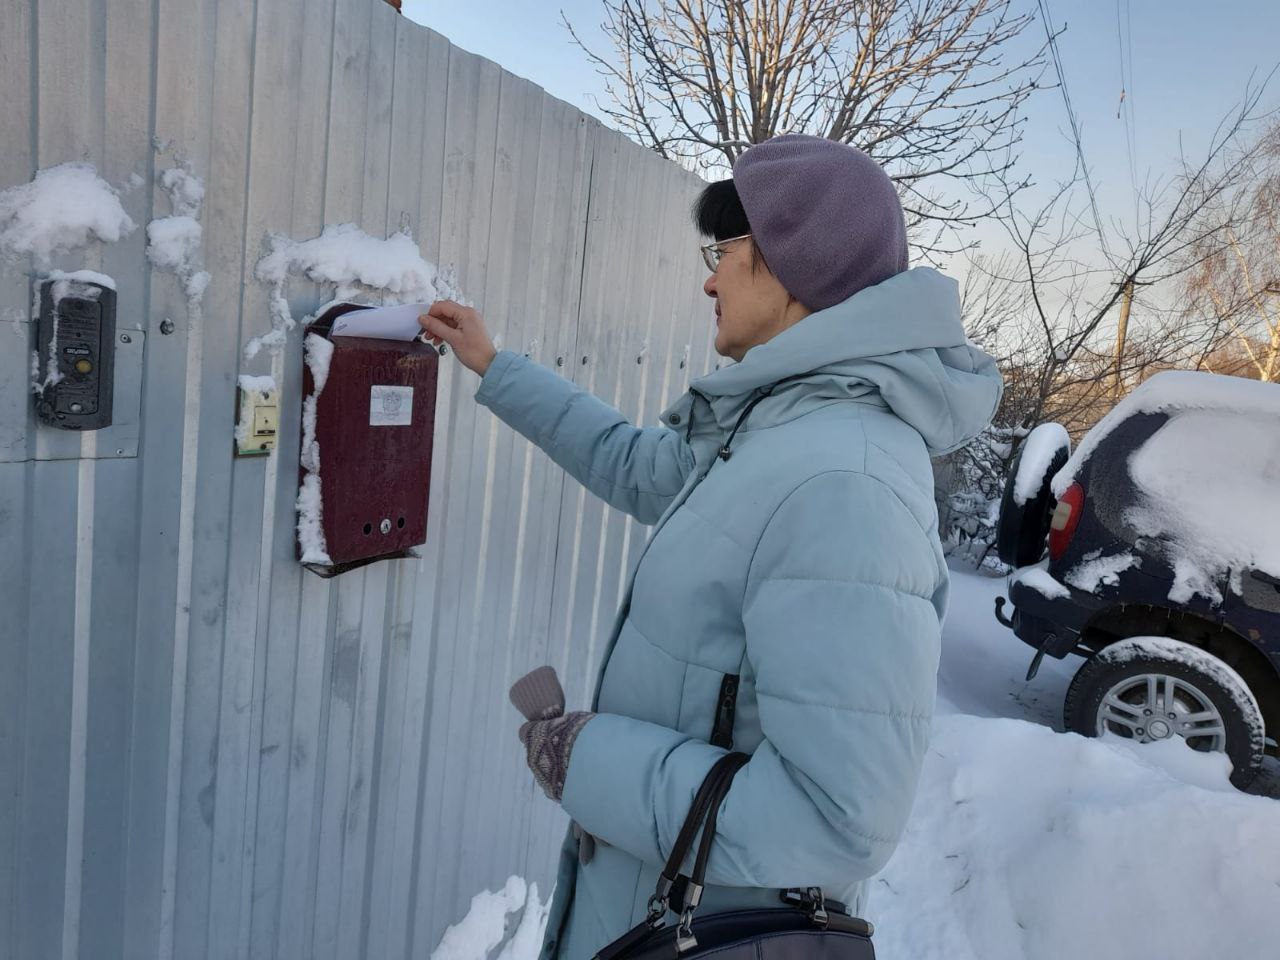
[1265,282,1280,382]
[1113,277,1134,400]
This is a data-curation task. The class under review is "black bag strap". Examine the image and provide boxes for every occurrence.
[668,752,748,952]
[652,752,748,913]
[685,752,749,904]
[595,752,855,960]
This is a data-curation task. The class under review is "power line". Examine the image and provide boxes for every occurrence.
[1125,0,1137,170]
[1038,0,1113,260]
[1115,0,1139,225]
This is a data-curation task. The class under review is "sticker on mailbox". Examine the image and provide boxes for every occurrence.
[370,385,414,426]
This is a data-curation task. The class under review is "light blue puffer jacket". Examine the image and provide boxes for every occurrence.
[474,267,1002,960]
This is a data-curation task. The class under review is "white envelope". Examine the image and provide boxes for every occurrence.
[329,302,435,341]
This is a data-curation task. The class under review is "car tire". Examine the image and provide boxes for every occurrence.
[996,423,1070,568]
[1063,636,1266,789]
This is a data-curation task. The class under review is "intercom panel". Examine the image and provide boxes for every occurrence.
[34,276,117,431]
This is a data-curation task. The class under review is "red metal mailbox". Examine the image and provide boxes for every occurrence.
[297,302,439,576]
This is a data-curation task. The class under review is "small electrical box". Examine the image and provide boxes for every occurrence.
[297,302,439,577]
[235,383,279,455]
[34,275,117,430]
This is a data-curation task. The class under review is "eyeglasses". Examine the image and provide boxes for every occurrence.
[700,233,752,272]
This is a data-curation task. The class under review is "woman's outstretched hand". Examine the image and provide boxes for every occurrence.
[419,301,498,377]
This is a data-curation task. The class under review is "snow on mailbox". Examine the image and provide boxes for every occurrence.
[296,301,439,576]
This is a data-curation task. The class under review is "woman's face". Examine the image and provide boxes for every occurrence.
[703,238,808,362]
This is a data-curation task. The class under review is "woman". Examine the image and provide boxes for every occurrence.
[420,134,1002,960]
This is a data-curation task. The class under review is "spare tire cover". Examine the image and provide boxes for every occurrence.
[997,423,1071,567]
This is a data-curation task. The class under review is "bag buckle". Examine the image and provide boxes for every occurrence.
[673,881,702,953]
[675,910,698,954]
[805,887,829,928]
[781,888,829,928]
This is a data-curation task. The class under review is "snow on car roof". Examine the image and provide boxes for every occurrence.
[1051,370,1280,602]
[1051,370,1280,498]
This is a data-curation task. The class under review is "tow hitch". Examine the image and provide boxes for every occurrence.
[994,596,1015,627]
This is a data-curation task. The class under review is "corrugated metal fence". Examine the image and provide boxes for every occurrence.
[0,1,718,957]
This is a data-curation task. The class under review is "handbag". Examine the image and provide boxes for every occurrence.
[592,752,876,960]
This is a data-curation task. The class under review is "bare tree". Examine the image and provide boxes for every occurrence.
[970,78,1276,438]
[934,82,1276,562]
[564,0,1047,255]
[1181,121,1280,382]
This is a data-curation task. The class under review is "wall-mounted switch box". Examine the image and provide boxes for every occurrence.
[235,381,279,455]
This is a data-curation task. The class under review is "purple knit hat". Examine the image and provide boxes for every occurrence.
[731,134,908,311]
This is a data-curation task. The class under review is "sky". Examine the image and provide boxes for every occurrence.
[401,1,1280,282]
[403,1,1279,186]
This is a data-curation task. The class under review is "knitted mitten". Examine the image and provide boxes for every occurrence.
[517,711,594,803]
[509,666,600,858]
[509,665,566,722]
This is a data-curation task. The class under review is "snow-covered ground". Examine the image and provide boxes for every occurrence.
[437,562,1280,960]
[874,563,1280,959]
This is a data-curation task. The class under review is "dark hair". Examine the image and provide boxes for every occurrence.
[692,178,769,273]
[692,178,750,240]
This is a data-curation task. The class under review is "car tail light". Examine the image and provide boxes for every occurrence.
[1048,483,1084,561]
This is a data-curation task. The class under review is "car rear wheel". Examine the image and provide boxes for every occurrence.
[996,422,1071,568]
[1064,636,1266,788]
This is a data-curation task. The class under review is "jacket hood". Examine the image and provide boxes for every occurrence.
[685,267,1003,456]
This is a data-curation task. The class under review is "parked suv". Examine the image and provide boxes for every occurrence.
[993,370,1280,787]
